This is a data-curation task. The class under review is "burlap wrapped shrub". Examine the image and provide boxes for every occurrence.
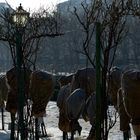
[132,125,140,136]
[5,67,31,114]
[58,109,72,132]
[6,90,18,114]
[58,74,74,87]
[0,75,8,108]
[57,84,72,132]
[29,70,54,117]
[71,68,96,97]
[122,69,140,125]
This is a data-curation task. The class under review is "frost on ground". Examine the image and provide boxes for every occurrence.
[0,101,137,140]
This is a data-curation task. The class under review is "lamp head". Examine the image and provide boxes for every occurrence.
[12,3,29,27]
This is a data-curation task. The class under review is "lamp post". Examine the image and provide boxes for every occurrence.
[12,4,29,140]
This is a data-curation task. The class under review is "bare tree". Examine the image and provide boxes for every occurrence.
[0,6,63,70]
[0,4,63,140]
[72,0,139,139]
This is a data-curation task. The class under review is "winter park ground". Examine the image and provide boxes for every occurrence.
[0,101,137,140]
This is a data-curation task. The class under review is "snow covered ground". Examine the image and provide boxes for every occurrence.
[0,101,137,140]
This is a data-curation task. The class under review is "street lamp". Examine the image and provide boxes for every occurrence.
[12,3,29,27]
[12,3,29,140]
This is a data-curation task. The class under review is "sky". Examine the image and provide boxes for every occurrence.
[0,0,67,11]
